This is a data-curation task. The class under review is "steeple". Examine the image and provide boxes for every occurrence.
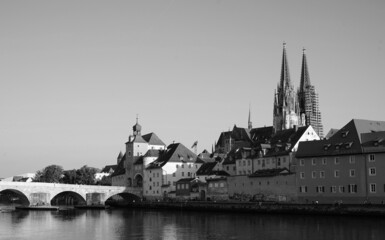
[273,43,299,131]
[280,42,291,93]
[133,114,142,136]
[248,104,252,130]
[299,48,311,91]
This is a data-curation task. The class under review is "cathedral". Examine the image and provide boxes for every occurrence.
[273,43,323,137]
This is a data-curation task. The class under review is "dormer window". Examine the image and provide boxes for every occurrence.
[341,131,349,138]
[345,142,353,149]
[335,143,343,150]
[323,144,331,151]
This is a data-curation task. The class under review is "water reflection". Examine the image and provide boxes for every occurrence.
[1,206,385,240]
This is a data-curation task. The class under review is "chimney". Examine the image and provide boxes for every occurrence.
[294,125,298,132]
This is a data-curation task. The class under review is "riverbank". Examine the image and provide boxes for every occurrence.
[121,201,385,217]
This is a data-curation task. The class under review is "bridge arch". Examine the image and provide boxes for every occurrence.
[0,189,30,206]
[105,192,141,205]
[51,191,86,206]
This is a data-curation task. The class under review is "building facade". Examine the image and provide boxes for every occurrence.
[296,119,385,204]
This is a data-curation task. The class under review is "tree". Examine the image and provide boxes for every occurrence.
[61,169,77,184]
[33,165,63,183]
[98,175,112,186]
[75,165,98,185]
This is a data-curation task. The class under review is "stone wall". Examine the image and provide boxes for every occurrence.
[227,174,297,202]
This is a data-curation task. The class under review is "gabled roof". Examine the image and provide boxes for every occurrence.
[296,119,385,158]
[265,126,308,156]
[196,162,217,176]
[361,131,385,153]
[100,165,117,173]
[144,149,161,158]
[249,126,274,144]
[325,128,339,139]
[146,143,198,170]
[111,153,126,177]
[222,147,243,165]
[176,177,196,183]
[142,132,166,146]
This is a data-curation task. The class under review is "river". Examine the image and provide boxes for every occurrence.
[1,204,385,240]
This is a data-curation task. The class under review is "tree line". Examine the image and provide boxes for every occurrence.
[33,164,111,185]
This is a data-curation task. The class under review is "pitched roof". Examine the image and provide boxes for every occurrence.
[296,119,385,158]
[265,126,308,157]
[196,162,217,176]
[111,153,126,177]
[100,165,117,173]
[361,131,385,153]
[249,126,274,144]
[142,132,166,146]
[249,168,290,178]
[176,177,196,183]
[146,143,198,169]
[144,149,161,157]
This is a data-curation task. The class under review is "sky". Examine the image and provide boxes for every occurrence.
[1,0,385,178]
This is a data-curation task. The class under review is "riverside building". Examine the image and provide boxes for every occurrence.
[296,119,385,204]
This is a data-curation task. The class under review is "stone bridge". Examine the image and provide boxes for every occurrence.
[0,181,141,206]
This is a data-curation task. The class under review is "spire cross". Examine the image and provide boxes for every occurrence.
[136,114,139,124]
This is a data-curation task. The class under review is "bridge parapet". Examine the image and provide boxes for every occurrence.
[0,181,133,206]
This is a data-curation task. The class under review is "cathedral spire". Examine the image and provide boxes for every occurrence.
[300,48,311,91]
[248,104,252,130]
[280,42,291,92]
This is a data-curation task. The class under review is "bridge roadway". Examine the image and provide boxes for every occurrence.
[0,181,139,206]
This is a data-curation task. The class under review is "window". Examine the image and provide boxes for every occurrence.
[300,159,305,166]
[299,186,307,193]
[370,183,376,193]
[188,172,191,177]
[334,170,340,178]
[227,166,229,171]
[312,158,316,166]
[331,186,337,193]
[335,157,340,165]
[172,173,176,177]
[339,186,345,193]
[214,183,219,187]
[320,171,325,178]
[300,172,305,179]
[258,160,261,165]
[369,167,376,176]
[220,183,224,188]
[316,186,325,193]
[277,158,281,166]
[182,172,184,177]
[283,157,286,163]
[349,169,356,177]
[176,164,179,168]
[209,183,213,187]
[248,160,251,166]
[322,158,327,165]
[348,184,357,193]
[369,154,375,162]
[349,156,355,164]
[243,160,246,166]
[182,164,184,168]
[312,171,316,179]
[128,152,131,156]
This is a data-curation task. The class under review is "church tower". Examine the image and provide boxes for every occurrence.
[297,49,324,137]
[273,43,300,131]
